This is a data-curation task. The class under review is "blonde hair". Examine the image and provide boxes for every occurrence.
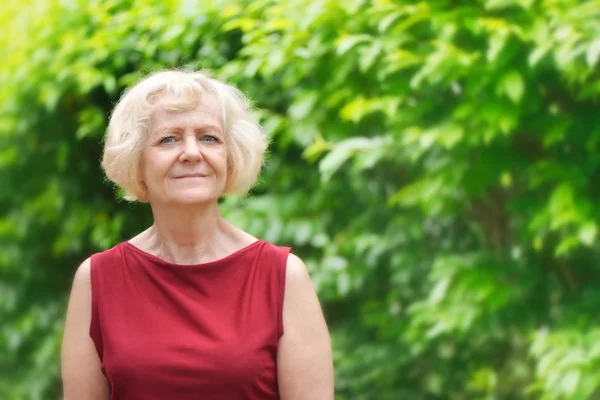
[102,69,268,202]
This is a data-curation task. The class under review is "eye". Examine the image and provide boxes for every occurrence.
[200,135,219,143]
[159,136,177,144]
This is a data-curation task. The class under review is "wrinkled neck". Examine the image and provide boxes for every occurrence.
[148,201,227,264]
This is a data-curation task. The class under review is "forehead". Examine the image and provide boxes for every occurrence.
[150,94,223,132]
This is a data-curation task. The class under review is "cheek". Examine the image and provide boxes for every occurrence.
[225,157,232,177]
[139,151,167,183]
[138,153,148,182]
[140,156,153,180]
[219,149,229,173]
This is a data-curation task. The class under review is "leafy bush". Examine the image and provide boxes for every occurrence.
[2,0,600,398]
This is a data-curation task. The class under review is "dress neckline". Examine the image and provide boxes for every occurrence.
[120,239,263,268]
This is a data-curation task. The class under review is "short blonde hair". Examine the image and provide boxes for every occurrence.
[102,69,268,202]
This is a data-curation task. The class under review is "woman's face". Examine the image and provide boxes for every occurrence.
[140,96,228,205]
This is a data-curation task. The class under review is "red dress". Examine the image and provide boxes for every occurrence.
[89,240,291,400]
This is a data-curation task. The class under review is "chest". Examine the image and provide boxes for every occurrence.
[101,313,278,398]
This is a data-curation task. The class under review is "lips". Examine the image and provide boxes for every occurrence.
[175,173,208,179]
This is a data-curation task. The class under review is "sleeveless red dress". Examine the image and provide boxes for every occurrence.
[89,240,291,400]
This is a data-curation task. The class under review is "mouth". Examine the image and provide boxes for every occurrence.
[175,174,208,179]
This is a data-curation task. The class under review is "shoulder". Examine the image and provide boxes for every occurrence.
[71,244,127,288]
[62,258,110,398]
[89,243,126,267]
[277,252,334,398]
[284,253,311,284]
[254,240,302,270]
[254,239,292,264]
[65,257,93,327]
[282,253,318,310]
[71,257,92,293]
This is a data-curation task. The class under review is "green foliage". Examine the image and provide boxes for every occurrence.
[2,0,600,398]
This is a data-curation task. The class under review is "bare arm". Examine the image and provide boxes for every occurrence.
[278,254,334,400]
[61,258,110,400]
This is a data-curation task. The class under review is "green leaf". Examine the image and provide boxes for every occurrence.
[529,45,550,66]
[578,222,597,246]
[487,31,508,62]
[499,70,524,103]
[559,370,580,396]
[319,136,390,181]
[335,34,372,55]
[378,11,401,33]
[288,91,319,120]
[359,41,382,72]
[437,124,464,149]
[429,277,451,305]
[303,135,332,163]
[586,38,600,67]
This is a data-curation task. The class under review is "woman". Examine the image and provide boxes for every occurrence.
[61,70,334,399]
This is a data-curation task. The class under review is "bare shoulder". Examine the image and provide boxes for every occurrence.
[281,252,324,331]
[62,257,109,399]
[73,257,92,289]
[278,252,334,399]
[64,258,93,312]
[282,253,321,311]
[285,253,312,282]
[62,256,93,357]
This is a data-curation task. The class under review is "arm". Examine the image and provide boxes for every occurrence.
[61,258,110,400]
[277,254,334,400]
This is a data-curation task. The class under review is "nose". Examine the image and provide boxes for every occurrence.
[179,136,202,162]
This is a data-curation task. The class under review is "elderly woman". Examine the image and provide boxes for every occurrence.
[61,70,333,399]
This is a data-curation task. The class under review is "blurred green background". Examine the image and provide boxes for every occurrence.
[2,0,600,398]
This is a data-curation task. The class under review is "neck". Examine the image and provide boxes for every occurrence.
[148,201,226,264]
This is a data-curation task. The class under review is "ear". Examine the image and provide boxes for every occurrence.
[138,182,149,202]
[135,153,149,201]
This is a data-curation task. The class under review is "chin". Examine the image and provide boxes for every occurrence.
[169,189,217,205]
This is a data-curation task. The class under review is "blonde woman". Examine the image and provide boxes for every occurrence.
[61,70,334,400]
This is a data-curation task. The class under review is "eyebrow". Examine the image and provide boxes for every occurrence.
[155,124,223,135]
